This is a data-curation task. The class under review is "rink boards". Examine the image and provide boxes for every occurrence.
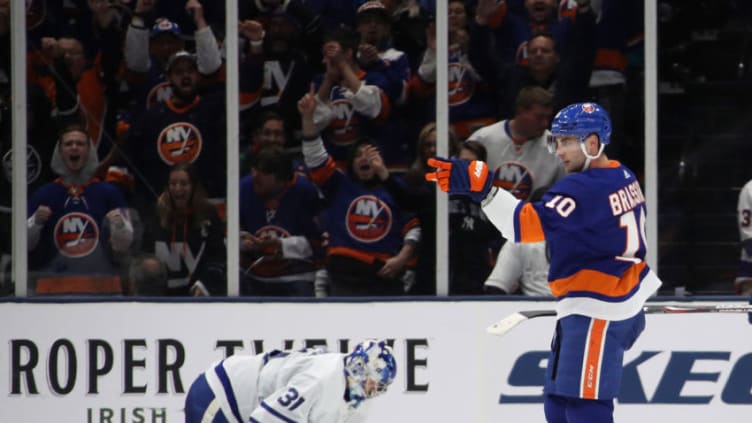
[1,299,751,422]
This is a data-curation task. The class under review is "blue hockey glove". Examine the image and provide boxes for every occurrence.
[425,157,494,203]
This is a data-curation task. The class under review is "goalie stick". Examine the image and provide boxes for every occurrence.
[486,303,752,337]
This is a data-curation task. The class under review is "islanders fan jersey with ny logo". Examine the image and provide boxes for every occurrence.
[499,161,661,320]
[309,158,419,263]
[120,89,227,203]
[314,71,409,170]
[469,120,566,201]
[238,174,322,281]
[27,179,128,275]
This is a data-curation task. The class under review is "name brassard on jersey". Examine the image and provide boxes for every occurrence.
[607,180,645,216]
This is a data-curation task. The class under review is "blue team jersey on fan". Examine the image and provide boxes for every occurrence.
[27,179,127,273]
[513,161,660,320]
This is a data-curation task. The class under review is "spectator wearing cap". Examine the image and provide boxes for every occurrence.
[108,49,227,226]
[123,0,221,111]
[354,1,411,107]
[354,0,427,74]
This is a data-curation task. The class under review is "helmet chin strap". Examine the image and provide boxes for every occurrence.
[579,142,606,171]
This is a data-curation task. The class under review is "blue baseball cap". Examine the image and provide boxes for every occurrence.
[151,18,182,39]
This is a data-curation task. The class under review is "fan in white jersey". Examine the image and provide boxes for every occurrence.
[467,86,565,201]
[184,339,397,423]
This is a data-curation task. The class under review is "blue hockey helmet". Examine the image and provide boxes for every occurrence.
[550,102,612,146]
[344,339,397,407]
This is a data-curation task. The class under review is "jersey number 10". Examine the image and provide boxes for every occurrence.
[618,208,647,263]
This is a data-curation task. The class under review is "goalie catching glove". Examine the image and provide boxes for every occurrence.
[425,157,495,203]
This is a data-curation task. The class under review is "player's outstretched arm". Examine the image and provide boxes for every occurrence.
[426,157,525,240]
[424,157,495,203]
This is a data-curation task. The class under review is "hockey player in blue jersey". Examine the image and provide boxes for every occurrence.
[184,339,397,423]
[426,102,662,422]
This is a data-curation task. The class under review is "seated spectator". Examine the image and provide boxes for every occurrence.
[299,87,420,296]
[239,146,322,296]
[141,163,226,296]
[27,123,133,295]
[126,253,168,296]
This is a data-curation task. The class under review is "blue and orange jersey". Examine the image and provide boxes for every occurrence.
[238,174,323,279]
[239,174,322,242]
[314,71,410,170]
[502,161,661,319]
[410,51,497,140]
[308,157,420,265]
[115,88,227,209]
[27,178,127,274]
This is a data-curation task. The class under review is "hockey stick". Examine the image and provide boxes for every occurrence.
[486,303,752,337]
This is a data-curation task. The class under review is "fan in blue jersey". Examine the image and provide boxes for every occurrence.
[427,102,662,423]
[27,123,134,295]
[184,339,397,423]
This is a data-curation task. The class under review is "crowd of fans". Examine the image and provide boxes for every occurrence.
[0,0,647,297]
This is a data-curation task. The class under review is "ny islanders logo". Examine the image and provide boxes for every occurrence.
[255,225,290,239]
[2,145,42,184]
[346,195,392,243]
[146,82,173,110]
[448,62,473,106]
[330,98,360,146]
[53,212,99,258]
[157,122,202,164]
[495,162,534,200]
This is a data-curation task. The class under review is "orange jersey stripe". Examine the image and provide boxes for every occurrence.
[372,90,392,123]
[35,275,122,295]
[581,319,607,399]
[309,157,338,186]
[549,262,647,298]
[487,2,507,29]
[517,203,545,243]
[327,246,391,265]
[593,48,628,72]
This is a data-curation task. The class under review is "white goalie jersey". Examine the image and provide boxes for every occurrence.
[201,349,367,423]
